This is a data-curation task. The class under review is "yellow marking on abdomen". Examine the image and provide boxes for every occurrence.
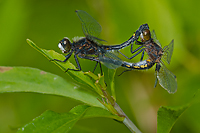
[126,65,131,68]
[140,65,145,68]
[133,66,140,69]
[146,59,151,62]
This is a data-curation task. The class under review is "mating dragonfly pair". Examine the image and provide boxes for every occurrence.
[54,10,177,94]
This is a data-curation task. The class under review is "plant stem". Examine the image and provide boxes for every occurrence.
[114,103,142,133]
[102,89,141,133]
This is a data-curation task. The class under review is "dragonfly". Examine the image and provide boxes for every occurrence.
[121,28,177,93]
[54,10,147,74]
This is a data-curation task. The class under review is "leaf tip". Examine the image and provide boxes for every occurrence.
[26,38,31,43]
[26,39,36,47]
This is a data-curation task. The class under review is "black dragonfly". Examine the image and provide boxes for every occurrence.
[121,27,177,93]
[54,10,147,74]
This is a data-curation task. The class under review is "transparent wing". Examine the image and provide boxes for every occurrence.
[75,10,105,42]
[156,62,177,93]
[151,30,162,46]
[162,39,174,64]
[99,52,123,69]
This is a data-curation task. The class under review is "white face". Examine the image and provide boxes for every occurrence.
[58,43,66,53]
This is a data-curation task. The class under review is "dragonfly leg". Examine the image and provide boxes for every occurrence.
[154,77,158,88]
[129,48,145,59]
[131,45,144,54]
[155,63,161,72]
[140,50,145,61]
[135,41,144,45]
[121,48,145,60]
[93,61,105,85]
[78,55,103,75]
[93,61,103,76]
[92,62,99,73]
[99,62,103,75]
[119,46,144,60]
[118,69,132,76]
[53,51,73,62]
[154,63,161,87]
[65,54,81,72]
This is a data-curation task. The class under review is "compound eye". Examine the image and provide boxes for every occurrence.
[140,29,151,41]
[143,29,151,41]
[58,37,71,53]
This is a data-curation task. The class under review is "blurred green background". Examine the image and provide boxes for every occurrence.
[1,0,200,132]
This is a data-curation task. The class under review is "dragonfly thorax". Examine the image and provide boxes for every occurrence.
[58,37,72,53]
[145,41,163,63]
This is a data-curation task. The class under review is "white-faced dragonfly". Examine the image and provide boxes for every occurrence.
[121,27,177,93]
[54,10,147,75]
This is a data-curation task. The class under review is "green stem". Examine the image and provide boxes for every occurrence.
[114,103,142,133]
[102,89,141,133]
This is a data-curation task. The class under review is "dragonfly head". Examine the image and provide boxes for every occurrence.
[140,29,151,42]
[58,37,71,53]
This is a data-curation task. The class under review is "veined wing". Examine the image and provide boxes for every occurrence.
[75,10,105,42]
[156,62,177,94]
[99,52,123,69]
[162,39,174,64]
[151,30,162,46]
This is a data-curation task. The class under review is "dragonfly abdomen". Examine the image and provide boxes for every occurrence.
[122,59,155,70]
[103,35,135,51]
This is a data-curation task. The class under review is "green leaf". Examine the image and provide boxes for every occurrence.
[157,105,188,133]
[108,69,117,101]
[0,66,104,108]
[17,105,124,133]
[83,72,107,97]
[26,39,96,90]
[157,89,200,133]
[17,105,90,133]
[83,106,124,121]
